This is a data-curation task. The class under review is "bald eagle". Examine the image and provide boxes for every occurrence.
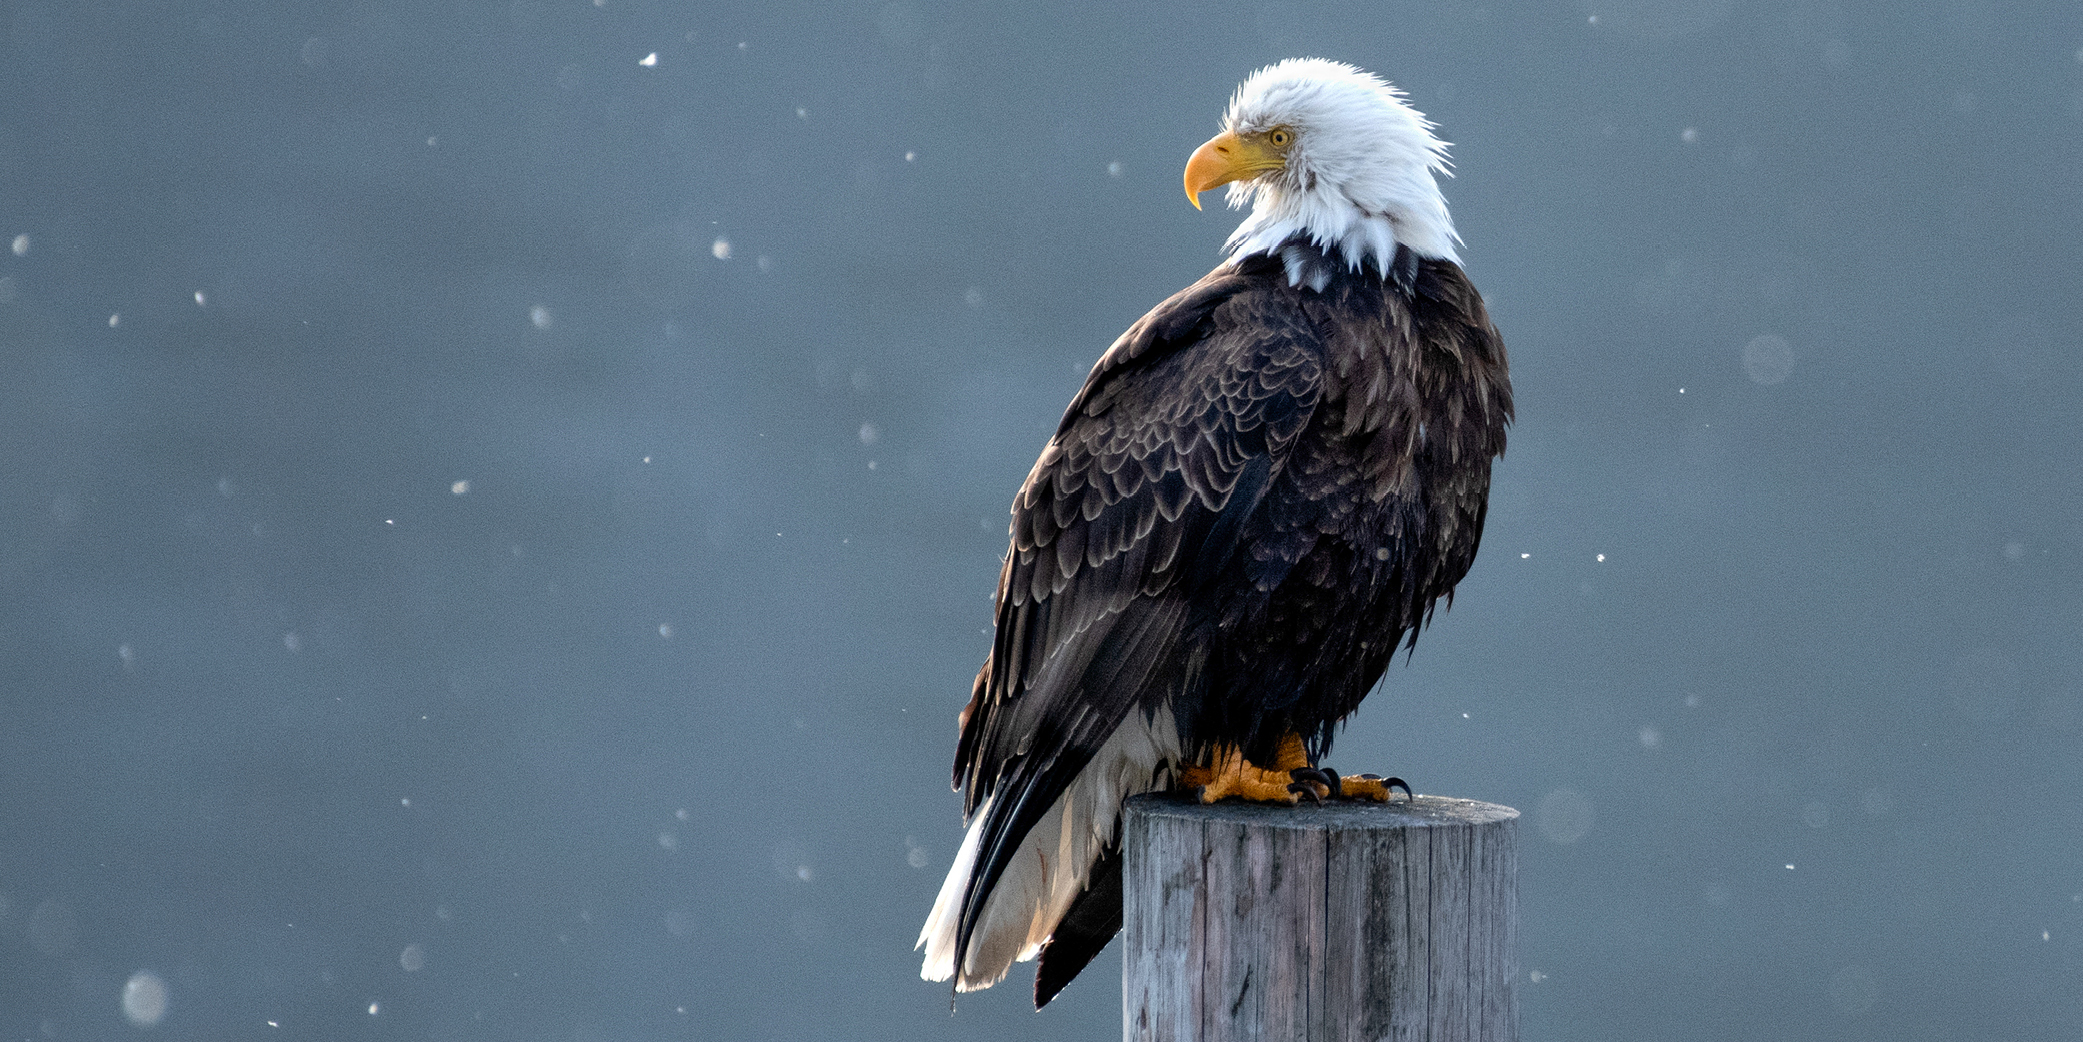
[918,58,1513,1007]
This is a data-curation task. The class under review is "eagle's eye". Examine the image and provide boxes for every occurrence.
[1269,128,1292,147]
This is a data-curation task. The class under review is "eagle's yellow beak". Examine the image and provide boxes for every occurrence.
[1184,130,1286,210]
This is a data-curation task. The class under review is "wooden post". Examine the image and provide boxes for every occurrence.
[1122,791,1518,1042]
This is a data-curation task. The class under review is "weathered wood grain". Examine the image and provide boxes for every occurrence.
[1123,792,1518,1042]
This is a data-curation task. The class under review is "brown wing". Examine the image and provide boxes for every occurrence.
[944,263,1324,963]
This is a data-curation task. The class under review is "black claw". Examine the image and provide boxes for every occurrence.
[1288,766,1340,801]
[1286,779,1323,804]
[1382,777,1413,801]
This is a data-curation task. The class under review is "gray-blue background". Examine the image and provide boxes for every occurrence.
[3,0,2080,1038]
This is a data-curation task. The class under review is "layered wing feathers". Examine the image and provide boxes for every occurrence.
[942,269,1324,975]
[956,272,1322,812]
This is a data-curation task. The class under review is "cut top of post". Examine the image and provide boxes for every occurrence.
[1125,790,1518,832]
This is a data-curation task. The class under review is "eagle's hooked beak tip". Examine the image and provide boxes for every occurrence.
[1183,130,1269,212]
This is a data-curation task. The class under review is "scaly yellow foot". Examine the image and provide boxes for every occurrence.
[1176,733,1415,804]
[1178,734,1323,804]
[1337,773,1413,803]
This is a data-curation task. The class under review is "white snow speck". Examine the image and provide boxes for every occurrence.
[1680,127,1699,144]
[1107,161,1123,177]
[1519,553,1530,559]
[657,830,678,850]
[108,314,121,327]
[795,107,807,119]
[1785,864,1795,870]
[711,237,731,260]
[639,52,658,67]
[658,623,673,639]
[122,971,169,1027]
[858,422,880,445]
[451,480,470,495]
[904,151,916,162]
[529,305,552,329]
[283,632,301,653]
[1596,553,1605,562]
[194,291,207,306]
[399,945,426,972]
[795,865,812,881]
[1530,969,1548,982]
[1638,724,1661,748]
[368,1002,380,1015]
[10,233,28,255]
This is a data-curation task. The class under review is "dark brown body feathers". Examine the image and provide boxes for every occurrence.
[949,239,1511,1006]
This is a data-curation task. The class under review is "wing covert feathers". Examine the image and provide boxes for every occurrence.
[956,267,1322,814]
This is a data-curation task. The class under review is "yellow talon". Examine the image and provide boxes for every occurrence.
[1177,734,1325,804]
[1175,735,1410,804]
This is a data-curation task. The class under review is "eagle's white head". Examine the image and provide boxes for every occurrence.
[1185,58,1459,282]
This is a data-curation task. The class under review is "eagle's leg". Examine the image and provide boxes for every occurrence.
[1178,733,1322,805]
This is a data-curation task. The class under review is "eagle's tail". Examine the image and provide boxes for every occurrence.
[916,704,1179,998]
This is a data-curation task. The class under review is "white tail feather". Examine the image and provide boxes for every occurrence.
[917,705,1179,990]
